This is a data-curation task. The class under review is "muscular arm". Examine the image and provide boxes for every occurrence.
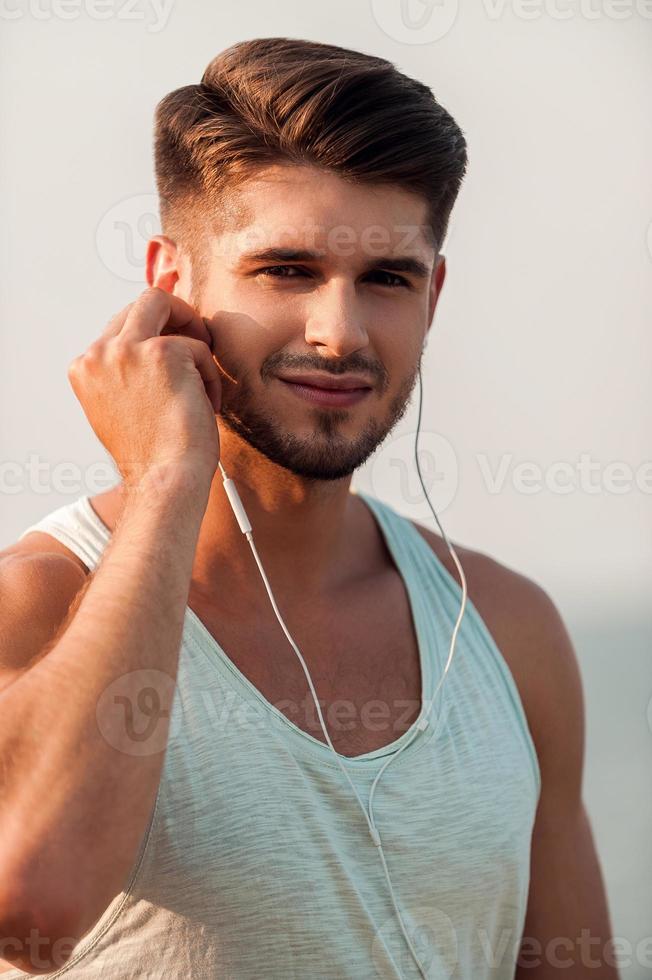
[412,523,619,978]
[511,583,620,979]
[0,472,209,974]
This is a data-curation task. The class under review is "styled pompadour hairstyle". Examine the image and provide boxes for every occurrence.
[153,37,468,294]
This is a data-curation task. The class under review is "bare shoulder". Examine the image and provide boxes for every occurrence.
[0,536,90,687]
[408,526,617,963]
[410,520,585,777]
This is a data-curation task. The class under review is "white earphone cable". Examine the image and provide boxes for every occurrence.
[216,360,468,980]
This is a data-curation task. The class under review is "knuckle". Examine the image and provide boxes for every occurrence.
[128,287,162,319]
[146,335,177,359]
[66,356,81,377]
[84,340,103,362]
[106,337,130,362]
[141,285,167,307]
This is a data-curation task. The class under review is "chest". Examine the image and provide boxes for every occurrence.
[187,570,423,758]
[138,621,539,977]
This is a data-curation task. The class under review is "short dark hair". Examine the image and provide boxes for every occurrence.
[153,36,468,293]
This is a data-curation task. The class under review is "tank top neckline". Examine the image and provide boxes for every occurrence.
[79,489,444,771]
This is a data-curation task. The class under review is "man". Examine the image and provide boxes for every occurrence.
[0,37,618,979]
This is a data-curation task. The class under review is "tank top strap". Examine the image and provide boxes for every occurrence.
[354,489,457,687]
[353,488,463,607]
[18,494,112,573]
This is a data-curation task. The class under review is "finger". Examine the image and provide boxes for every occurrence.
[122,288,212,347]
[100,303,134,340]
[190,339,222,415]
[159,335,222,415]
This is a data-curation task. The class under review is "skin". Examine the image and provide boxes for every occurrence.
[134,162,623,975]
[152,162,445,604]
[3,162,619,975]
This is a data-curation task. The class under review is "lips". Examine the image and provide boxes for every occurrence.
[276,377,372,408]
[275,372,373,391]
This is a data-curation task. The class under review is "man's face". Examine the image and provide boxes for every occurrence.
[174,163,444,482]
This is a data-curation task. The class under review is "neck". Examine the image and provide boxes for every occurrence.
[186,438,365,608]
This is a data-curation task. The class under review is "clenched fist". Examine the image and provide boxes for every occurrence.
[67,288,222,494]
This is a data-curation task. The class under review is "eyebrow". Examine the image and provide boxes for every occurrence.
[236,247,431,281]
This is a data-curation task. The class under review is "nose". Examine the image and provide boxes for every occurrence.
[303,278,370,357]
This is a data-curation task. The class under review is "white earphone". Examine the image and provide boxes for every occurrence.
[217,360,468,980]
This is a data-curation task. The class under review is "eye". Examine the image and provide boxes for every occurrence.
[367,270,411,289]
[258,265,411,289]
[258,265,308,279]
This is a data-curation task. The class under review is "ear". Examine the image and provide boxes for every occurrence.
[145,235,180,293]
[426,254,446,340]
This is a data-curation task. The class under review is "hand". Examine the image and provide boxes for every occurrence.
[67,288,222,494]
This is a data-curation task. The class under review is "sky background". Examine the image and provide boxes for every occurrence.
[1,0,650,972]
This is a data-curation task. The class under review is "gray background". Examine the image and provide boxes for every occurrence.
[1,0,650,974]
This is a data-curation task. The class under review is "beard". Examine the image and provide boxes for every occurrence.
[216,359,421,483]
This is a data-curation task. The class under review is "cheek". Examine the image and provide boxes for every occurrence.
[228,285,307,344]
[211,320,287,392]
[379,332,422,375]
[231,275,297,309]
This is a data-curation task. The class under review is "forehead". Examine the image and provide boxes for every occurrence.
[207,163,435,264]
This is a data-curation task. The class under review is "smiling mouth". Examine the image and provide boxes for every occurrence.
[276,378,372,408]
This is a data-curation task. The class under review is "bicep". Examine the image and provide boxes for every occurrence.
[515,587,619,978]
[0,551,89,691]
[407,534,620,975]
[517,799,619,976]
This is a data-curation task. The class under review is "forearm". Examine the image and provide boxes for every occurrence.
[0,468,209,943]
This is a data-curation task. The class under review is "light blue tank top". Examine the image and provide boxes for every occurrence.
[8,490,541,979]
